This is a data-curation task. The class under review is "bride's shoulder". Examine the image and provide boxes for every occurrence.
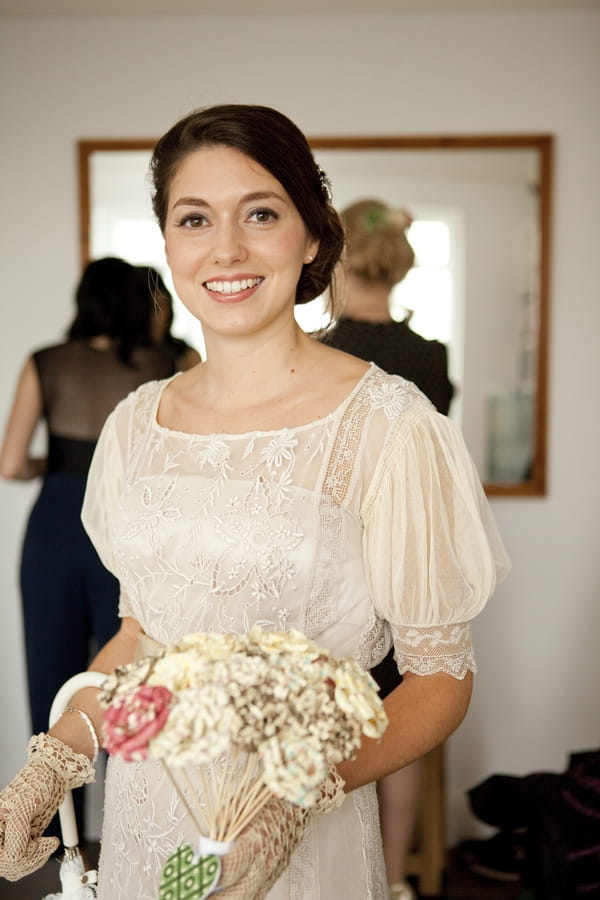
[111,375,175,428]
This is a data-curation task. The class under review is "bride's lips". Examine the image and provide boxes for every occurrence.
[203,276,264,303]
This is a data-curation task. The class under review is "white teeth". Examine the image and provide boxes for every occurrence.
[206,278,261,294]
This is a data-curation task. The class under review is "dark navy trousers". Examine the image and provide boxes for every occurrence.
[20,473,120,837]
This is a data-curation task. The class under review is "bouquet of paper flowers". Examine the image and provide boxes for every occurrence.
[98,626,388,899]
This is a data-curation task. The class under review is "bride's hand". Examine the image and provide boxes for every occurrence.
[217,770,345,899]
[0,733,95,882]
[217,795,309,900]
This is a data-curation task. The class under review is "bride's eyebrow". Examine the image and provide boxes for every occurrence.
[172,196,209,210]
[172,190,286,211]
[241,191,285,204]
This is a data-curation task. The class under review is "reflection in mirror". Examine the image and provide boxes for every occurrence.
[78,134,552,496]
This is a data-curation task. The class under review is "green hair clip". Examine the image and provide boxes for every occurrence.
[364,208,386,232]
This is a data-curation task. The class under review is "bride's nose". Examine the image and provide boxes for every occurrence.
[211,221,247,266]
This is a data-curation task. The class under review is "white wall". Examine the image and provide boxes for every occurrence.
[1,7,599,845]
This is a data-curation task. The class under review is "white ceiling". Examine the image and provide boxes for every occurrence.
[1,0,598,14]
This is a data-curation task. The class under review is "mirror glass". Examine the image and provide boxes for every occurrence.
[79,134,552,496]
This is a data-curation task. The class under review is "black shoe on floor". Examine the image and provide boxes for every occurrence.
[453,830,526,882]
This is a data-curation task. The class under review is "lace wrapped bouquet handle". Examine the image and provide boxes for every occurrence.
[98,627,388,899]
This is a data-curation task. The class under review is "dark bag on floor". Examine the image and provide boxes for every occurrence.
[467,749,600,899]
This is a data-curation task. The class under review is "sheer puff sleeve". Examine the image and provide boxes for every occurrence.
[361,406,511,679]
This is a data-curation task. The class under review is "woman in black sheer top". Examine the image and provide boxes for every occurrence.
[0,257,178,837]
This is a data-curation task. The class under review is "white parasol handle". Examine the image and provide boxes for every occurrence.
[48,672,107,850]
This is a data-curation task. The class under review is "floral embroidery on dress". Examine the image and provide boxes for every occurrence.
[121,479,182,554]
[259,429,298,471]
[367,377,413,419]
[195,434,232,469]
[211,476,303,601]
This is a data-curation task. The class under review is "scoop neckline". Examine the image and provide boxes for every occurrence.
[151,363,376,440]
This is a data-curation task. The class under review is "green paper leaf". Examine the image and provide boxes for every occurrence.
[159,843,221,900]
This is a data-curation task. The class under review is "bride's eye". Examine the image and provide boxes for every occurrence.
[248,207,279,224]
[177,213,208,228]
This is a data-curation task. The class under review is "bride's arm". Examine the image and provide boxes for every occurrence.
[46,616,142,760]
[337,669,472,792]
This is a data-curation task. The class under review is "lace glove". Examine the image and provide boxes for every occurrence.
[218,769,345,900]
[0,733,95,882]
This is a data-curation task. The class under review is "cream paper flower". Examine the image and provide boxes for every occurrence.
[100,627,388,816]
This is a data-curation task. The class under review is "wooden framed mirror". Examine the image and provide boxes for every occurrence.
[77,133,552,497]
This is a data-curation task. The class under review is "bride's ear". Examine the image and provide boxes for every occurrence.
[304,239,320,264]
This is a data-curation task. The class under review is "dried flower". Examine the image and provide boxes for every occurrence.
[103,684,173,762]
[99,627,388,819]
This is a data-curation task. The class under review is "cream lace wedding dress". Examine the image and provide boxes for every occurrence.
[82,364,509,900]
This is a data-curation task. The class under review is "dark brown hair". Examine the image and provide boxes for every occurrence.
[68,256,152,365]
[150,104,344,307]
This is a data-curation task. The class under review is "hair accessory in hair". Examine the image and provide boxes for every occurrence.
[316,165,333,202]
[364,208,386,232]
[364,206,413,233]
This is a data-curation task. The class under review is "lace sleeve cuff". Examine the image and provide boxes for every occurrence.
[392,621,477,679]
[27,733,96,787]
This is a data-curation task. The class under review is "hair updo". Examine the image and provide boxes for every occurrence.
[340,198,415,288]
[68,256,152,365]
[150,104,345,307]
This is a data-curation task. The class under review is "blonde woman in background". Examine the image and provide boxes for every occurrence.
[324,199,455,900]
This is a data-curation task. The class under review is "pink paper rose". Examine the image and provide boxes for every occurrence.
[103,684,173,761]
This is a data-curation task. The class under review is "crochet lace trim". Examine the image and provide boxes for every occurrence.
[27,733,96,788]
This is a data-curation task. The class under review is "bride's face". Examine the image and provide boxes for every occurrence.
[164,145,318,343]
